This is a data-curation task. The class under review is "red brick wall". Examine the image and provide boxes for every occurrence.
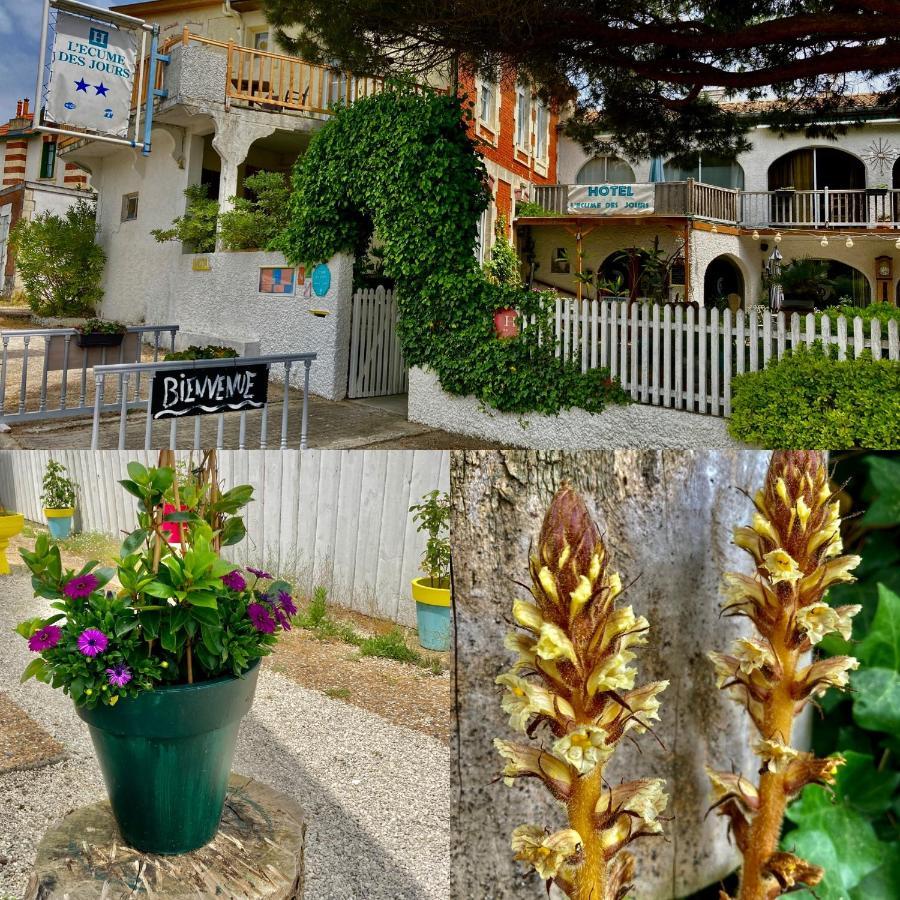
[1,185,25,283]
[2,139,28,187]
[495,180,512,234]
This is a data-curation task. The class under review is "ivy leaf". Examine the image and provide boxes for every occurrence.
[852,667,900,734]
[862,457,900,527]
[850,841,900,900]
[784,786,885,894]
[832,751,900,817]
[856,585,900,671]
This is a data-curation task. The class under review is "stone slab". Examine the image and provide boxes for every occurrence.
[24,774,305,899]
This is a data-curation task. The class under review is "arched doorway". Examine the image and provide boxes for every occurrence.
[704,255,744,309]
[778,257,871,310]
[768,147,866,224]
[576,156,636,184]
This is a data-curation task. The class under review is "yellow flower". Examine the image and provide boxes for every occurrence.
[752,512,779,545]
[706,767,759,811]
[797,656,859,698]
[607,570,622,599]
[537,566,559,605]
[503,631,537,671]
[569,575,592,620]
[552,725,614,775]
[510,825,582,880]
[598,779,668,848]
[804,555,861,592]
[732,637,775,675]
[796,602,861,645]
[512,598,543,633]
[763,549,802,584]
[535,621,578,664]
[708,651,739,689]
[754,738,800,773]
[494,739,576,797]
[496,672,556,731]
[587,649,636,696]
[795,496,811,528]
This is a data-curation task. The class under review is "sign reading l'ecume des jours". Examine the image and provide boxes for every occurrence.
[567,183,655,215]
[150,364,269,420]
[46,12,137,138]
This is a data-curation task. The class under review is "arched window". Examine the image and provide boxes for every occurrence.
[664,154,745,189]
[576,156,636,184]
[768,148,865,191]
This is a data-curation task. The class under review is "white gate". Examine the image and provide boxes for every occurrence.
[348,286,408,398]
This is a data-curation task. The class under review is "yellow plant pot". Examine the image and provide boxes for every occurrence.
[0,513,25,575]
[411,577,451,607]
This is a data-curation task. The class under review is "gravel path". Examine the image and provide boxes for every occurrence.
[0,572,450,899]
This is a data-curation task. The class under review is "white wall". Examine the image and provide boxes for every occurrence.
[0,449,450,626]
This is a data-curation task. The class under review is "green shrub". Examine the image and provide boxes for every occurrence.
[515,200,562,218]
[164,344,239,361]
[218,171,292,251]
[816,301,900,329]
[151,183,219,253]
[483,217,522,286]
[729,345,900,448]
[9,199,105,317]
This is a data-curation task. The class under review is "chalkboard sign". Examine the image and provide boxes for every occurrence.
[150,363,269,420]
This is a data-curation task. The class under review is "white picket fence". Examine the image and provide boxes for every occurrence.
[0,449,449,627]
[348,287,408,398]
[546,299,900,417]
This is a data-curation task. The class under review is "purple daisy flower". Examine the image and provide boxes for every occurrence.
[77,628,109,657]
[105,663,132,687]
[64,573,99,600]
[222,570,247,592]
[27,625,62,652]
[277,590,298,618]
[247,602,276,634]
[246,566,273,580]
[274,608,292,631]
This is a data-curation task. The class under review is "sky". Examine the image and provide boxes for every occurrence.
[0,0,118,122]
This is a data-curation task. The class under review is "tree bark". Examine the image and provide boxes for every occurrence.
[450,450,772,899]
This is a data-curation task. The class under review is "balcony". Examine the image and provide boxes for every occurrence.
[529,182,900,229]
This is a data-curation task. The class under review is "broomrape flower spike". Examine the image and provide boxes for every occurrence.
[495,484,668,900]
[706,451,862,900]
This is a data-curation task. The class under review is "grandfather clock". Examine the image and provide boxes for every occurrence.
[875,255,893,304]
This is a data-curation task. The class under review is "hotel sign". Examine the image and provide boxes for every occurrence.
[567,183,655,216]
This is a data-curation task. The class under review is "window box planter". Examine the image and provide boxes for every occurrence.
[866,188,889,197]
[0,512,24,575]
[76,660,260,855]
[44,507,75,540]
[76,331,126,349]
[411,577,451,651]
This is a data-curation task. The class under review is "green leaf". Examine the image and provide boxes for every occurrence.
[190,606,221,627]
[126,461,149,484]
[850,841,900,900]
[857,585,900,671]
[118,479,145,500]
[150,467,174,494]
[219,517,246,547]
[852,667,900,734]
[784,787,885,893]
[187,592,219,609]
[200,625,223,654]
[833,751,900,816]
[121,528,148,555]
[862,457,900,527]
[159,622,178,653]
[20,657,49,683]
[143,581,175,599]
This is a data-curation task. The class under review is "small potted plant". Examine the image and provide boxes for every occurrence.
[409,489,451,651]
[75,318,127,349]
[0,497,25,575]
[16,457,292,855]
[41,459,77,540]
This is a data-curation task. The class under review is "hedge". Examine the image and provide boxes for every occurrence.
[729,345,900,449]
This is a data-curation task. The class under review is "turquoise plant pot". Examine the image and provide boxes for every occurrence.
[76,660,260,855]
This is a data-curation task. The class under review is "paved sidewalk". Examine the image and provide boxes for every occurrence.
[6,391,501,450]
[0,570,450,900]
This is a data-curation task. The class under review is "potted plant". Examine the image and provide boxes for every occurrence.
[0,498,25,576]
[409,489,451,651]
[41,459,77,540]
[75,318,127,348]
[15,458,293,855]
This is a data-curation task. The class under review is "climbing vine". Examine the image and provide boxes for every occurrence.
[279,88,626,414]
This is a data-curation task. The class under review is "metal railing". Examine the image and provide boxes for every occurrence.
[90,352,317,450]
[0,325,178,425]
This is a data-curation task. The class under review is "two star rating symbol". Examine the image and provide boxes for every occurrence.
[74,78,109,96]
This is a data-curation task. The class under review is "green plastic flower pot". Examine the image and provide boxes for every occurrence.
[76,660,260,855]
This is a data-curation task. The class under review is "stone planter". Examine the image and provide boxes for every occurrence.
[76,660,260,855]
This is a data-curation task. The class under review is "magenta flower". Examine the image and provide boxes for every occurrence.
[247,602,276,634]
[274,608,292,631]
[277,590,297,618]
[105,663,132,687]
[28,625,62,652]
[64,574,99,600]
[222,570,246,592]
[246,567,273,580]
[77,628,109,657]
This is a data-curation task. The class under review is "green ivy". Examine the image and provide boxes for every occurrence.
[781,453,900,899]
[729,345,900,449]
[277,88,626,415]
[151,183,219,254]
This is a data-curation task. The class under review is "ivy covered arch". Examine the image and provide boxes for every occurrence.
[280,89,624,414]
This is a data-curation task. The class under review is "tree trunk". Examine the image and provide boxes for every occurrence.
[450,450,772,899]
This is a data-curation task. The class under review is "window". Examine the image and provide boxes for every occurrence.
[252,30,270,51]
[39,141,56,180]
[478,77,496,124]
[121,193,139,222]
[535,102,549,160]
[575,156,636,184]
[665,154,745,189]
[551,247,570,274]
[475,208,489,265]
[515,86,530,150]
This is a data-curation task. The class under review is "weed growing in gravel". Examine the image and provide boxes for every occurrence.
[325,687,352,700]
